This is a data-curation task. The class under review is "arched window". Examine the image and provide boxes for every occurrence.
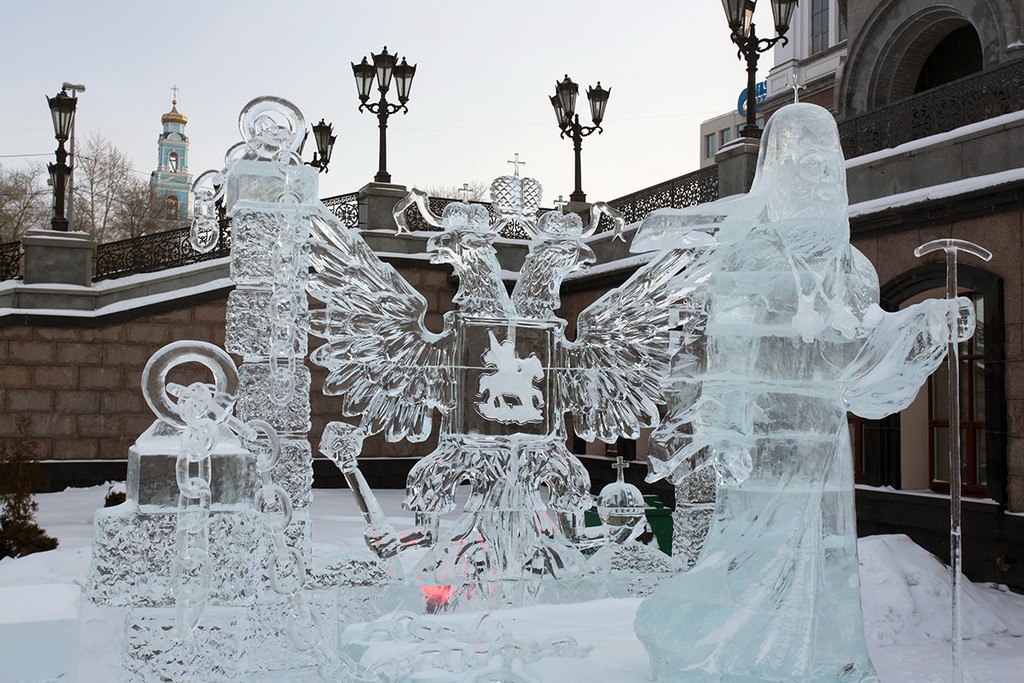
[856,264,1006,501]
[168,151,179,172]
[914,24,983,93]
[164,194,179,220]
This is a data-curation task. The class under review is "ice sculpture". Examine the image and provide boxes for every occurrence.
[587,458,678,597]
[306,170,698,613]
[87,341,265,615]
[632,103,975,682]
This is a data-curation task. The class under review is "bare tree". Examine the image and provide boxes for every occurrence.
[116,175,162,239]
[72,133,159,242]
[417,180,491,201]
[0,163,48,242]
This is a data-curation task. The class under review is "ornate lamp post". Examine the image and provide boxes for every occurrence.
[61,82,85,230]
[46,87,78,231]
[352,46,416,184]
[722,0,797,138]
[550,75,609,205]
[307,118,336,173]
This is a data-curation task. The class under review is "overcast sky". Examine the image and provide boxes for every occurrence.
[2,1,767,203]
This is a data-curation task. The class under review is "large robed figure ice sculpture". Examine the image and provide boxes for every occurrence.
[633,104,974,682]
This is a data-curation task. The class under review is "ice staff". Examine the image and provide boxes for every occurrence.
[913,238,992,683]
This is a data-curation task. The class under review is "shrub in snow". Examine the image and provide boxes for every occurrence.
[0,417,58,558]
[103,481,126,508]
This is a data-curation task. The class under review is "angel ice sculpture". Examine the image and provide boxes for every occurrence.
[307,175,696,613]
[632,104,974,682]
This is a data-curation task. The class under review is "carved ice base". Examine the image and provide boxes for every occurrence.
[120,607,244,683]
[589,542,680,597]
[87,504,265,607]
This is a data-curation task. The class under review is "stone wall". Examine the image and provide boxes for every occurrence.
[1,297,227,463]
[0,263,460,472]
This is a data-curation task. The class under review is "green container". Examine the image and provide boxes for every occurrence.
[643,494,673,556]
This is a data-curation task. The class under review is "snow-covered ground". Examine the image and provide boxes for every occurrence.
[1,485,1023,682]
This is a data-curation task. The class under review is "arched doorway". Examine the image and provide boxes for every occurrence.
[914,24,984,93]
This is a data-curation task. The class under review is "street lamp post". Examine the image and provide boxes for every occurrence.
[549,75,609,205]
[46,87,78,232]
[61,82,85,230]
[721,0,797,138]
[352,46,416,184]
[307,118,336,173]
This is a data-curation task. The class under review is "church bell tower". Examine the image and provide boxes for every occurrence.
[149,86,192,224]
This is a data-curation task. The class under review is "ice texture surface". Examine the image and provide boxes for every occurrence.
[120,607,244,683]
[633,104,973,682]
[88,505,265,607]
[235,362,312,434]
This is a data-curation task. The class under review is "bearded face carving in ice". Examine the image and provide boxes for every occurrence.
[632,103,974,682]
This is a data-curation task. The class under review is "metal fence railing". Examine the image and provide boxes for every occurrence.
[93,225,232,282]
[839,58,1024,158]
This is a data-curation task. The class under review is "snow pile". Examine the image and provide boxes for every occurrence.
[859,534,1024,646]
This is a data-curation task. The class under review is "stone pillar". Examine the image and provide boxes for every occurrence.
[21,229,95,286]
[358,182,407,231]
[714,137,760,198]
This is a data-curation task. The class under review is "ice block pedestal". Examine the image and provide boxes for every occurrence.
[0,583,81,681]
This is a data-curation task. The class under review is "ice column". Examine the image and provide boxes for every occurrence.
[224,158,317,546]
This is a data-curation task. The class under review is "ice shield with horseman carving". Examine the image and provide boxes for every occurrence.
[455,316,558,439]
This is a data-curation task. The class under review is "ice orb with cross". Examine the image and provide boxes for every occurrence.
[308,164,698,613]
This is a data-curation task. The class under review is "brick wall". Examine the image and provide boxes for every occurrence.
[1,298,228,461]
[0,261,465,469]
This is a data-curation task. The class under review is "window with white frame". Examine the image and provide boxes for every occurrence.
[811,0,830,54]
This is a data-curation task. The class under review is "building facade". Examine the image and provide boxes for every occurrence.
[699,110,747,168]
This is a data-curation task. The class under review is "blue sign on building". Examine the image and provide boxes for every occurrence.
[737,81,769,116]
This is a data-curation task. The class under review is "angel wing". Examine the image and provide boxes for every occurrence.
[560,246,713,443]
[306,206,454,442]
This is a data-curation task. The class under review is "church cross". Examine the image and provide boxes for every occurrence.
[507,153,526,178]
[171,84,180,105]
[458,183,473,201]
[790,74,805,104]
[554,195,567,210]
[612,455,629,481]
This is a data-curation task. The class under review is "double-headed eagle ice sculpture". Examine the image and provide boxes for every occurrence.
[306,174,700,611]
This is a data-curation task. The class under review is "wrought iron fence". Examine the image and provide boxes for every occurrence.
[606,165,720,225]
[93,225,232,281]
[322,192,359,228]
[839,59,1024,158]
[63,167,726,284]
[0,241,21,281]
